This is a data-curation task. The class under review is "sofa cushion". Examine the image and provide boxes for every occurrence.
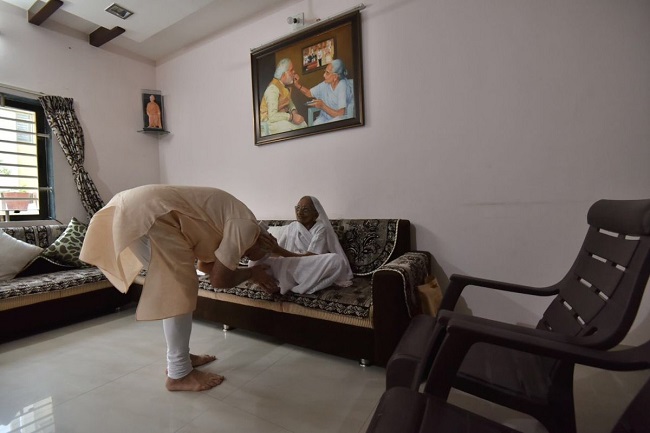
[40,218,91,268]
[0,267,108,300]
[335,219,399,276]
[198,274,373,318]
[282,278,372,317]
[0,231,43,280]
[15,256,74,278]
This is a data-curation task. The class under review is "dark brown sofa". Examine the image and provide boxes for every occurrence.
[137,219,431,367]
[0,224,137,342]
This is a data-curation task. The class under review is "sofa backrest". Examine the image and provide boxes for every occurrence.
[1,225,67,248]
[262,219,411,276]
[3,220,413,276]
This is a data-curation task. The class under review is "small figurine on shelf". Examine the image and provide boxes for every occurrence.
[141,91,166,132]
[146,95,162,129]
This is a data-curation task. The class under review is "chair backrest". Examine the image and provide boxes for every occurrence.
[537,199,650,349]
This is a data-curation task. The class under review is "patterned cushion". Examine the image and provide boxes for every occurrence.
[40,218,91,268]
[335,219,399,275]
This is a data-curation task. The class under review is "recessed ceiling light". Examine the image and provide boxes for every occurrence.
[105,3,134,20]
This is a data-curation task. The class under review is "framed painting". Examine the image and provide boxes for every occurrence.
[141,90,165,131]
[251,9,364,145]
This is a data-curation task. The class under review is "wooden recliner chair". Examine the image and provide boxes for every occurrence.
[368,324,650,433]
[385,198,650,433]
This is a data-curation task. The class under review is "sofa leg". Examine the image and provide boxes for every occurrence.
[223,324,231,331]
[359,358,372,367]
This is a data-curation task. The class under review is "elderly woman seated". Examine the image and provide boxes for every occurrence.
[250,196,353,295]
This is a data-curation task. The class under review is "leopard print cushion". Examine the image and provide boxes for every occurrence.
[40,217,91,268]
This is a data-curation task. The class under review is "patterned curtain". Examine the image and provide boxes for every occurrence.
[39,96,104,218]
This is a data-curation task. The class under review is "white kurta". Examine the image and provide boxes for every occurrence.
[80,185,260,320]
[252,220,353,295]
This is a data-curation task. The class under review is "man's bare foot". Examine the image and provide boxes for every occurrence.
[165,353,217,374]
[166,369,225,392]
[190,353,217,367]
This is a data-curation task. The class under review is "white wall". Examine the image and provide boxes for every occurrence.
[156,0,650,343]
[0,2,160,224]
[3,0,648,345]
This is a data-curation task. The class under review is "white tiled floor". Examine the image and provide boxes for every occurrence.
[0,307,647,433]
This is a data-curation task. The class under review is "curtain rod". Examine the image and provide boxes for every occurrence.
[0,82,46,97]
[251,3,366,54]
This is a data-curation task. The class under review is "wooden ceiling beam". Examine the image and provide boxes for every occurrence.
[28,0,63,26]
[89,26,125,47]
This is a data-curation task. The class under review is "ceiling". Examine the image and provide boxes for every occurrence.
[3,0,298,63]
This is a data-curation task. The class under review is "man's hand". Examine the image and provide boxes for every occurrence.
[249,265,279,294]
[257,231,279,254]
[197,260,214,274]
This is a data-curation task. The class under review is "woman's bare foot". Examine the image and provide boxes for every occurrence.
[190,353,217,367]
[166,369,225,392]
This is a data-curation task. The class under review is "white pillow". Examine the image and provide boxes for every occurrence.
[267,225,287,240]
[0,231,43,280]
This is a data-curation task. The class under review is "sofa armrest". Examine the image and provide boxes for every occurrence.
[371,251,432,366]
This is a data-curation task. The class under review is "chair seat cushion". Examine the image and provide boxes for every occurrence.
[458,343,555,402]
[367,387,522,433]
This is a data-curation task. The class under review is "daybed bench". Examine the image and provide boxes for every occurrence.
[136,219,431,367]
[0,222,137,342]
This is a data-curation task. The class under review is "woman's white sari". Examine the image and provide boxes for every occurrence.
[252,197,354,295]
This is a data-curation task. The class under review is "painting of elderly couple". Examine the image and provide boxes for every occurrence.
[251,10,364,145]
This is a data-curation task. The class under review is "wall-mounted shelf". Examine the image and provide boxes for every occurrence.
[138,129,170,136]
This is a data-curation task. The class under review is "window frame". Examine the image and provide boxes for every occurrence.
[0,94,53,222]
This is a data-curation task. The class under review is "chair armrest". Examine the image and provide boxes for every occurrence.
[424,315,650,398]
[371,251,432,366]
[439,274,559,311]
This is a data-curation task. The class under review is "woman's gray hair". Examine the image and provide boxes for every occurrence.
[274,58,293,79]
[331,59,348,79]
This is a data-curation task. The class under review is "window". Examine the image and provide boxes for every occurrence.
[0,94,53,221]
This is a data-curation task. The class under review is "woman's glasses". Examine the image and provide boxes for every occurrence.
[295,206,316,214]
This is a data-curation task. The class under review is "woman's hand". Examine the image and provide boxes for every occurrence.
[310,99,325,109]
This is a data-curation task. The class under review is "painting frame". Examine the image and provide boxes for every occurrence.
[141,90,165,131]
[251,10,364,146]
